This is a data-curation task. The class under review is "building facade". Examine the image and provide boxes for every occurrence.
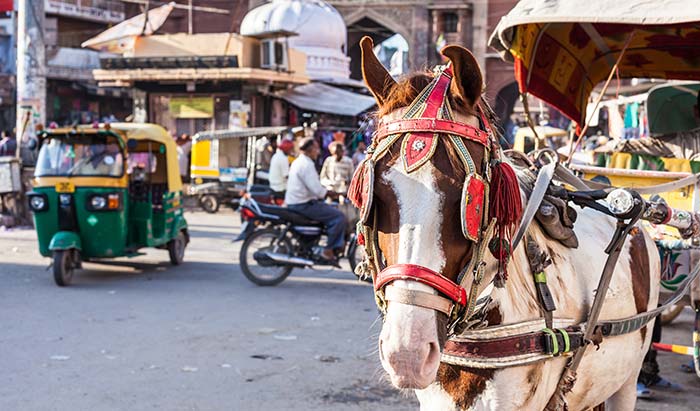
[248,1,517,102]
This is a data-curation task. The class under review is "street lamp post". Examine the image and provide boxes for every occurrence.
[16,0,46,155]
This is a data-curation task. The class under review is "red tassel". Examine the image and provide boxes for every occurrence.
[488,161,523,279]
[348,159,368,209]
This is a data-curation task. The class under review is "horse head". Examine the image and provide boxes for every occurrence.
[352,37,521,390]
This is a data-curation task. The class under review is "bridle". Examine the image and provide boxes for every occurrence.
[348,64,520,335]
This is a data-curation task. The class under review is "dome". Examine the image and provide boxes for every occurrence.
[241,0,350,81]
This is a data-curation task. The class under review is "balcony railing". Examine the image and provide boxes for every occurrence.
[45,0,126,24]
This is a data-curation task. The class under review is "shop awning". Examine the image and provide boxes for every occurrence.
[275,83,376,117]
[193,126,290,141]
[82,2,174,53]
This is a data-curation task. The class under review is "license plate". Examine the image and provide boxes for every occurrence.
[55,181,75,193]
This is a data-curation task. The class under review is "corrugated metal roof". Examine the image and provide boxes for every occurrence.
[274,83,376,117]
[193,126,290,141]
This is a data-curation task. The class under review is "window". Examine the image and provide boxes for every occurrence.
[274,41,285,66]
[262,41,271,67]
[35,135,124,177]
[261,39,288,70]
[443,12,458,33]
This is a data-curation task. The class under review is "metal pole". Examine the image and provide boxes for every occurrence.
[188,0,193,35]
[16,0,46,157]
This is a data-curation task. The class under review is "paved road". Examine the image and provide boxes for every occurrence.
[0,210,697,410]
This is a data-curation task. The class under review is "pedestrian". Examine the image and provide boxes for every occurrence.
[285,138,346,263]
[352,140,367,168]
[0,131,17,157]
[268,138,294,200]
[176,133,192,183]
[320,141,353,195]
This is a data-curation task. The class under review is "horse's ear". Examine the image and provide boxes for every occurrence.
[441,45,483,107]
[360,36,396,107]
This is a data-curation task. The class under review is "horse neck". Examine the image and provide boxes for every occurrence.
[482,248,542,324]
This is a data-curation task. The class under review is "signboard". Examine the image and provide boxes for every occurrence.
[169,97,214,119]
[0,0,12,13]
[45,0,125,23]
[229,100,250,128]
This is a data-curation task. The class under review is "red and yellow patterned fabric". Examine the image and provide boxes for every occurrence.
[490,0,700,127]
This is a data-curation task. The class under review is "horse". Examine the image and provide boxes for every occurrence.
[350,37,660,411]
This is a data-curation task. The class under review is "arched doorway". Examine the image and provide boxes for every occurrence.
[493,81,519,143]
[346,15,410,80]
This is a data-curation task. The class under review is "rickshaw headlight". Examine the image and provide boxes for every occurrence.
[90,195,107,210]
[88,193,121,211]
[28,195,48,212]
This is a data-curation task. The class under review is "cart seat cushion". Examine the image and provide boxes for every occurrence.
[257,203,322,226]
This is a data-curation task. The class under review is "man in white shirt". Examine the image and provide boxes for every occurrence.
[268,138,294,199]
[320,142,354,195]
[286,137,346,262]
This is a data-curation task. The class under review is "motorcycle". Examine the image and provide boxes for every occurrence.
[235,195,364,286]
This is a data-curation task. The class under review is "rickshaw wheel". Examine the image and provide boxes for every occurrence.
[168,231,186,265]
[53,250,75,287]
[200,195,219,214]
[660,304,686,325]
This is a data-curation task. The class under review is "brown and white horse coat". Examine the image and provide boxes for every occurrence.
[359,37,660,411]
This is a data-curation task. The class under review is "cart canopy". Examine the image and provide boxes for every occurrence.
[489,0,700,127]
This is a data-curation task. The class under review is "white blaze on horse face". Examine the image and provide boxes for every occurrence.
[378,161,445,390]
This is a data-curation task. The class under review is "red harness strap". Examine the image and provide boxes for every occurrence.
[375,118,490,147]
[375,264,468,306]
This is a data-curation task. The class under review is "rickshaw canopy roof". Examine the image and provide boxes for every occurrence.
[489,0,700,127]
[44,123,182,192]
[192,126,290,142]
[647,82,700,135]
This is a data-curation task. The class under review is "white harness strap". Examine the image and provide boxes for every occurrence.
[384,284,454,316]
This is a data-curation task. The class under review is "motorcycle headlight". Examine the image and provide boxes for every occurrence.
[90,195,107,210]
[28,195,48,212]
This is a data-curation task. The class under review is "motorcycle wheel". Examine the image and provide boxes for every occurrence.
[240,228,294,286]
[200,195,220,214]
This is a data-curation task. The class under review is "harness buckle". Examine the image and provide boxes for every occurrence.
[542,328,560,356]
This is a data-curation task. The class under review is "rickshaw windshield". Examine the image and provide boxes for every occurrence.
[35,134,124,177]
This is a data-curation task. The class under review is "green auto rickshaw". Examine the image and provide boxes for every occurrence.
[27,123,189,286]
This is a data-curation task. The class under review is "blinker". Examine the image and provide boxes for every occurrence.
[462,174,486,241]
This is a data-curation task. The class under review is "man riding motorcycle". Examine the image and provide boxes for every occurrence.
[285,137,347,263]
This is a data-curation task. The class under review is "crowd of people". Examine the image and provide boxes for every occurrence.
[265,135,367,263]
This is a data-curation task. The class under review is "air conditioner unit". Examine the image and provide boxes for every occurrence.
[260,39,288,71]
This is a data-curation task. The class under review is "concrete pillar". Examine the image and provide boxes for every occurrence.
[458,8,472,50]
[16,0,46,149]
[411,6,430,70]
[471,0,488,74]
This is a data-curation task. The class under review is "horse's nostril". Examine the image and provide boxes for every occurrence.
[425,342,440,368]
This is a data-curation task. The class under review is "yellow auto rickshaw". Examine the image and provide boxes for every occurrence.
[189,126,289,212]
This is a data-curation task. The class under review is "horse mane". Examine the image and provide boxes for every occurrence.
[376,71,476,119]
